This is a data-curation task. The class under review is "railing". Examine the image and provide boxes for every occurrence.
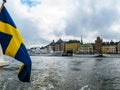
[0,44,9,76]
[0,0,9,76]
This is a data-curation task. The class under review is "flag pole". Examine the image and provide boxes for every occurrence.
[0,0,6,13]
[0,44,9,77]
[0,0,9,77]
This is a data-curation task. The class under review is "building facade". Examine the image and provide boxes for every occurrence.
[95,37,103,54]
[118,42,120,54]
[65,40,80,54]
[101,41,117,54]
[54,39,65,51]
[79,43,94,54]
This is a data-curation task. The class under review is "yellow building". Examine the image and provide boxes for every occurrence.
[65,40,80,54]
[101,41,117,54]
[101,45,109,54]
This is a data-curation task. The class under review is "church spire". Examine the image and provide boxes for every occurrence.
[80,36,83,45]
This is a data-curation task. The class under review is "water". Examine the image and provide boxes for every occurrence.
[0,55,120,90]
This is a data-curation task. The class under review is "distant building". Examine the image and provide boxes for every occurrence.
[101,42,109,54]
[49,40,55,51]
[54,39,65,51]
[79,43,94,54]
[65,40,80,54]
[95,37,103,54]
[118,42,120,54]
[108,41,117,54]
[101,41,117,54]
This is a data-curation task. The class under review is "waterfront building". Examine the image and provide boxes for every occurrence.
[118,42,120,54]
[109,40,117,54]
[95,37,103,54]
[49,40,55,51]
[101,41,117,54]
[108,45,117,54]
[65,40,80,54]
[48,39,65,52]
[54,39,65,51]
[101,42,109,54]
[79,43,94,54]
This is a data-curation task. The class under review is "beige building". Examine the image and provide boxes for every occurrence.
[108,45,117,54]
[101,41,117,54]
[79,43,94,54]
[54,39,65,51]
[117,42,120,54]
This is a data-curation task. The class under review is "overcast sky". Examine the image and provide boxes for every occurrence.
[4,0,120,47]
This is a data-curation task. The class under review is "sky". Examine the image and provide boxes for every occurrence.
[3,0,120,47]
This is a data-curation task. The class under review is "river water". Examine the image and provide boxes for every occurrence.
[0,55,120,90]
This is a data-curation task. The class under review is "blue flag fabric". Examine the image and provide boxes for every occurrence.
[0,7,31,82]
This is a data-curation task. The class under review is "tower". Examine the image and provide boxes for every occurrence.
[80,36,83,45]
[95,37,103,55]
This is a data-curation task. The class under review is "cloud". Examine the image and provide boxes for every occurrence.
[65,0,120,42]
[4,0,120,47]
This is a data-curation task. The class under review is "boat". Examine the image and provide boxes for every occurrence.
[40,46,63,56]
[62,50,73,56]
[40,50,63,56]
[48,51,63,56]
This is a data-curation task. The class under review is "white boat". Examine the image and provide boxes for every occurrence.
[48,51,63,56]
[0,44,9,76]
[40,46,63,56]
[40,50,63,56]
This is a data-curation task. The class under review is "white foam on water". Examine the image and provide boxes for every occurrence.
[48,84,54,89]
[2,81,9,90]
[79,85,90,90]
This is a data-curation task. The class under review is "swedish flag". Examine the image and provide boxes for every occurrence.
[0,7,31,82]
